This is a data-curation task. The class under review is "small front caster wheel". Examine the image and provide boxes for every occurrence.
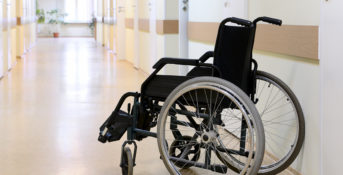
[121,147,133,175]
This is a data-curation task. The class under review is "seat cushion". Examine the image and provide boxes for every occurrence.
[143,75,195,99]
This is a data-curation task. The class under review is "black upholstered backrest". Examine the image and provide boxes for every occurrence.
[213,22,256,93]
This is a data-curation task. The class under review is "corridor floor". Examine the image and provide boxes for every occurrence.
[0,38,169,175]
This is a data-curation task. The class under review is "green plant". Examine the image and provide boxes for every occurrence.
[46,9,68,25]
[89,17,96,35]
[36,9,45,24]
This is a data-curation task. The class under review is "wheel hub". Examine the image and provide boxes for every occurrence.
[201,130,217,144]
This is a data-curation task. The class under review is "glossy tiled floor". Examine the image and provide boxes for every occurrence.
[0,38,169,175]
[0,38,296,175]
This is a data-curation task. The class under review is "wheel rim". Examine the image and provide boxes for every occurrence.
[255,74,300,172]
[158,82,261,175]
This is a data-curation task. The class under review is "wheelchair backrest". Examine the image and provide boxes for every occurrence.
[213,21,256,94]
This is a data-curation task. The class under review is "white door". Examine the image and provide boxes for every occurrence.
[116,0,126,60]
[133,0,139,68]
[2,0,9,72]
[179,0,189,75]
[6,0,11,70]
[149,0,156,73]
[0,0,3,77]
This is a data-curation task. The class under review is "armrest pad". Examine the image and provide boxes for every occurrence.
[199,51,214,63]
[153,58,199,69]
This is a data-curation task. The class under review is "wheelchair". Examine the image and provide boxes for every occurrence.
[98,16,305,175]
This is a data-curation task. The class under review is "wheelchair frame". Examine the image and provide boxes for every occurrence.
[98,16,304,175]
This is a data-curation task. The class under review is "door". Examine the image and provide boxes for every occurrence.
[116,0,126,60]
[133,0,139,68]
[0,0,3,76]
[179,0,188,75]
[10,0,16,67]
[2,0,10,72]
[6,0,11,70]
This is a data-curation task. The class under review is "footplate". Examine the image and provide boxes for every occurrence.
[98,110,133,143]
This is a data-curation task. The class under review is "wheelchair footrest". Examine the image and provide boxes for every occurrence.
[98,110,133,143]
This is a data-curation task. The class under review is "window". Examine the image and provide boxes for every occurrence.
[64,0,94,23]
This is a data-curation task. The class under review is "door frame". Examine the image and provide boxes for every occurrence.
[178,0,189,75]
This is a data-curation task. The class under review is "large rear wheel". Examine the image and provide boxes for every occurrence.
[157,77,265,175]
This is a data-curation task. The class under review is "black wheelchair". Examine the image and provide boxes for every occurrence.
[98,16,305,175]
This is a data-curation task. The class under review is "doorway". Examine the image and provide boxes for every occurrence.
[116,0,126,60]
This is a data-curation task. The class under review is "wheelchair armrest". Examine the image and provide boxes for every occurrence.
[199,51,214,63]
[153,58,199,69]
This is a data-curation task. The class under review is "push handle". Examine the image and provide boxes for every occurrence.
[253,16,282,26]
[220,17,251,27]
[224,17,252,27]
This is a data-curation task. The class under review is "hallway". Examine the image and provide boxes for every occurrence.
[0,38,168,175]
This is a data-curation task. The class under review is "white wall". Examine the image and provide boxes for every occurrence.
[123,0,179,73]
[125,0,136,65]
[250,1,321,174]
[189,0,247,22]
[249,0,320,25]
[137,0,151,73]
[37,0,63,13]
[320,0,343,174]
[187,0,321,174]
[155,0,179,75]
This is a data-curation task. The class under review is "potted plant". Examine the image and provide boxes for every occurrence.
[36,8,45,34]
[89,15,96,36]
[36,9,45,23]
[46,9,67,38]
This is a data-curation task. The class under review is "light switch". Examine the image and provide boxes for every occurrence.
[224,1,230,8]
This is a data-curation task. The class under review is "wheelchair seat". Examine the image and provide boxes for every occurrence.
[144,75,194,100]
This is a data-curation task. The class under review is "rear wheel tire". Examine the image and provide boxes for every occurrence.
[255,71,305,175]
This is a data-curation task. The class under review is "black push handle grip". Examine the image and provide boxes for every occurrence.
[223,17,252,27]
[253,16,282,26]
